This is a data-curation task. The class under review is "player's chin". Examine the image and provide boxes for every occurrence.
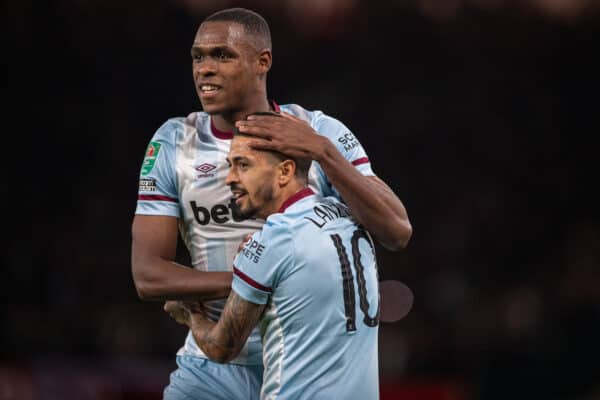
[199,97,227,115]
[239,204,258,219]
[200,103,222,115]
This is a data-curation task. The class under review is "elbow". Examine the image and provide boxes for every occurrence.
[132,266,162,301]
[203,342,238,364]
[193,335,238,363]
[134,279,155,301]
[384,220,413,251]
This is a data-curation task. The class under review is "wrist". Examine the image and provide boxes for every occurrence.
[313,135,334,162]
[189,312,210,331]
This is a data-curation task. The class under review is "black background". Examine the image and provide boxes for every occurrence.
[4,1,600,399]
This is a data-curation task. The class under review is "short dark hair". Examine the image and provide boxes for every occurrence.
[203,8,272,51]
[234,112,311,181]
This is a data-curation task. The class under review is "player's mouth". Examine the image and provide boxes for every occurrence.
[199,84,221,98]
[231,190,247,205]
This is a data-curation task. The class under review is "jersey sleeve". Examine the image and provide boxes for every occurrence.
[231,222,293,305]
[135,119,182,217]
[310,113,376,199]
[313,113,376,177]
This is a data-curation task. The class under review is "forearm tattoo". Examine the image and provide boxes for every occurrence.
[194,292,265,361]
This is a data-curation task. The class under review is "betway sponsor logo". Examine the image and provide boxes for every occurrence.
[190,198,247,225]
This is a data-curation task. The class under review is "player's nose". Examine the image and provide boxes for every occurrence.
[197,58,217,76]
[225,170,236,186]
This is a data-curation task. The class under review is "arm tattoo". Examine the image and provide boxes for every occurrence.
[192,292,265,362]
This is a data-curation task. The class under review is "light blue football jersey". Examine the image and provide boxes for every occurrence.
[232,188,380,399]
[135,102,376,366]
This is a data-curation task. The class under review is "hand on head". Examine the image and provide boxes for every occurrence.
[236,112,324,160]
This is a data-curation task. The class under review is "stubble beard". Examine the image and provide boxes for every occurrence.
[240,184,274,220]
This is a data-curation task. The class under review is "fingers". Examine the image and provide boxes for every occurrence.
[245,113,283,122]
[278,111,303,123]
[249,111,304,124]
[237,233,253,253]
[183,301,205,315]
[164,300,177,313]
[164,301,184,324]
[235,120,276,139]
[237,114,319,159]
[237,114,296,137]
[249,139,312,160]
[248,139,277,151]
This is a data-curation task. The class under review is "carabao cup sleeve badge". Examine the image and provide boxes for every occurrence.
[141,142,161,176]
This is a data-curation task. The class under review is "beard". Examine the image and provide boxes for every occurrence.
[238,184,274,220]
[229,197,251,220]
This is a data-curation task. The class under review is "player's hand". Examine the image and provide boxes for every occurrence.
[235,112,327,160]
[164,300,191,326]
[164,300,205,326]
[182,300,206,315]
[237,233,253,254]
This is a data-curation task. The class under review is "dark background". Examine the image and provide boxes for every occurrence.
[3,0,600,399]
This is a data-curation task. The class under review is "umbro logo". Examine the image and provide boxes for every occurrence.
[195,163,217,178]
[195,163,217,173]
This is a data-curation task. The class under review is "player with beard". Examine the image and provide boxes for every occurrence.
[132,7,411,400]
[166,131,380,399]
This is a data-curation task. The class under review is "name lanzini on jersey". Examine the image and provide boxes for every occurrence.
[304,200,353,228]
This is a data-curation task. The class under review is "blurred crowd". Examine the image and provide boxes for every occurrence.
[3,1,599,399]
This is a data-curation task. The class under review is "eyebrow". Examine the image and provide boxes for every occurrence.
[191,45,230,55]
[226,155,249,165]
[231,156,248,163]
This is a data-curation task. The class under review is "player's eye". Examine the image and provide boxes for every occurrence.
[215,50,230,60]
[192,54,205,62]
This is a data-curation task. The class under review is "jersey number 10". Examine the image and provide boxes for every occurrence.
[330,229,380,333]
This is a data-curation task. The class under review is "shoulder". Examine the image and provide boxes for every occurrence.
[266,196,327,234]
[278,103,315,122]
[260,214,294,242]
[183,111,210,131]
[262,211,316,245]
[152,112,208,142]
[279,103,349,138]
[151,117,185,143]
[278,103,335,125]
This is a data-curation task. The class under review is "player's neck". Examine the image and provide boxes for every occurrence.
[271,183,309,216]
[213,95,272,132]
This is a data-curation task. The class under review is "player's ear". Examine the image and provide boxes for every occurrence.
[257,49,272,74]
[277,160,295,186]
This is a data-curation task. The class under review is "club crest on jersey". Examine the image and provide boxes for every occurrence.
[141,142,161,176]
[195,163,217,178]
